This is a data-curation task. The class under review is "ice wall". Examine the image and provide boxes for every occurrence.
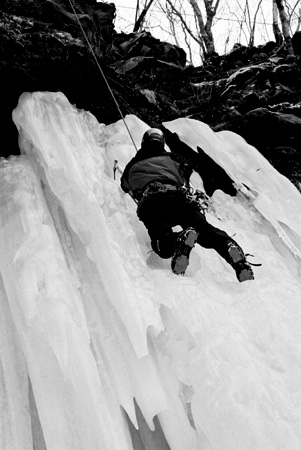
[0,91,300,449]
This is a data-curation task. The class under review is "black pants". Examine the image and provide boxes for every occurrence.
[138,191,236,263]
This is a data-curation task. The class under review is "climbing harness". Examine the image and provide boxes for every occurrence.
[67,0,138,152]
[142,182,178,197]
[139,182,211,214]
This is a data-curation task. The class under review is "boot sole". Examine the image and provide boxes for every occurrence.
[228,246,244,264]
[238,267,254,282]
[172,230,198,275]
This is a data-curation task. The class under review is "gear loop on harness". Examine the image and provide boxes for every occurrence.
[142,181,174,198]
[180,185,211,213]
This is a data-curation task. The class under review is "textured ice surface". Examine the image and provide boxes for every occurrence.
[0,91,300,449]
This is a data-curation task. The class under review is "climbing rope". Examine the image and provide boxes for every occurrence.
[67,0,138,152]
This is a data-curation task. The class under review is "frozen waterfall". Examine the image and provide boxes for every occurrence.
[0,91,300,449]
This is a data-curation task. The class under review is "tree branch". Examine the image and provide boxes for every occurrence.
[133,0,156,32]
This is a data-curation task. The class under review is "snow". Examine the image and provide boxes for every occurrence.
[0,90,300,449]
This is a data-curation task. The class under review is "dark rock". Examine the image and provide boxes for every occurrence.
[270,102,301,117]
[272,63,301,87]
[223,63,273,92]
[236,93,268,114]
[220,45,251,71]
[250,53,267,63]
[260,41,277,54]
[235,108,301,154]
[112,31,186,68]
[111,56,183,78]
[0,0,116,56]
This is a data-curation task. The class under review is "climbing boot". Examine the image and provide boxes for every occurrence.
[171,228,198,275]
[227,242,254,282]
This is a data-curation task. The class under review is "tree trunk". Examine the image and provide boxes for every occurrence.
[274,0,294,54]
[272,0,284,45]
[188,0,218,57]
[134,0,140,25]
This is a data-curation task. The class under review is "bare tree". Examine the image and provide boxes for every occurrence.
[188,0,220,56]
[161,0,221,60]
[274,0,294,54]
[116,0,296,65]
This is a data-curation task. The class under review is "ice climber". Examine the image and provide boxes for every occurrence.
[120,128,254,282]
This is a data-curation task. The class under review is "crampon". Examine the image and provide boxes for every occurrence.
[171,228,198,275]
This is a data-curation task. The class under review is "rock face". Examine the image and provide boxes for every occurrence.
[1,0,301,189]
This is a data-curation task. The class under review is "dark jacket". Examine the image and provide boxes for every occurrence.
[120,147,193,201]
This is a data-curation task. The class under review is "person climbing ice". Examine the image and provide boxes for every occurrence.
[120,128,255,282]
